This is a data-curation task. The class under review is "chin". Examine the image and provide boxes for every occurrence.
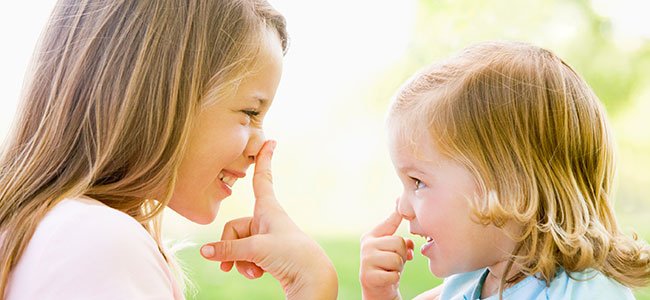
[195,204,221,224]
[170,203,220,225]
[428,262,451,278]
[189,212,218,225]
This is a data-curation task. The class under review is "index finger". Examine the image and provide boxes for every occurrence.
[368,210,403,237]
[253,140,278,210]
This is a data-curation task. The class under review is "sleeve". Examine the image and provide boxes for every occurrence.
[7,204,178,300]
[548,269,636,300]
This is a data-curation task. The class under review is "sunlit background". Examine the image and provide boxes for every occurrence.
[1,0,649,299]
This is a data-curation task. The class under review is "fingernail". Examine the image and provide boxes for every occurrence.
[246,268,255,278]
[200,245,215,258]
[268,140,277,152]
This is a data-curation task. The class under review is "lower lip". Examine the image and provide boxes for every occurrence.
[421,239,435,256]
[217,179,232,196]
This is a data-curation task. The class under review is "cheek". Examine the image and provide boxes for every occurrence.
[205,126,249,158]
[413,190,442,219]
[180,128,249,176]
[414,190,469,232]
[228,127,251,153]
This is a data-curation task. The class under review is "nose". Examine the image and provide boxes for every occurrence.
[397,194,415,221]
[244,127,265,163]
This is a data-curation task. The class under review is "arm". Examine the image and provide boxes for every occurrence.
[6,201,178,300]
[200,141,338,300]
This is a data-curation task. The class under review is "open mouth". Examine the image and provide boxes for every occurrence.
[412,232,435,244]
[218,171,237,188]
[411,232,436,255]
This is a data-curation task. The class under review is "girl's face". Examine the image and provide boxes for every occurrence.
[168,30,283,224]
[388,121,516,277]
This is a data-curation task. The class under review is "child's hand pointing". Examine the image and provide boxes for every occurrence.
[360,209,414,300]
[199,141,338,300]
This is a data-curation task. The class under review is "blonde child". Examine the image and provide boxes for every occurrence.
[360,41,650,299]
[0,0,337,299]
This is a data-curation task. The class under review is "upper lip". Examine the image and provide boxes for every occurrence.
[410,230,429,238]
[221,169,246,178]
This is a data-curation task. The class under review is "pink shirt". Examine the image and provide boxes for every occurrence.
[6,197,184,300]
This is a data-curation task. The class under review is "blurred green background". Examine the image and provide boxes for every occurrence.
[1,0,649,299]
[165,0,650,299]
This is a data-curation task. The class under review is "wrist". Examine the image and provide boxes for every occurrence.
[361,288,401,300]
[285,252,338,300]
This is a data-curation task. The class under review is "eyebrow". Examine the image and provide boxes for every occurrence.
[253,96,269,106]
[397,165,427,175]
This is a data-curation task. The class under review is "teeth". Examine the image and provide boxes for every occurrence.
[412,232,435,244]
[222,176,236,187]
[217,171,237,188]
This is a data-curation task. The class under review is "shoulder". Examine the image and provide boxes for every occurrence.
[439,268,487,300]
[29,197,156,255]
[7,197,177,299]
[413,285,443,300]
[546,268,635,299]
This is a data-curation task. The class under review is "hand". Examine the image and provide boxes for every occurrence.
[359,210,414,300]
[200,140,338,299]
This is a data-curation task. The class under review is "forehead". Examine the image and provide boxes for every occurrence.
[387,122,445,167]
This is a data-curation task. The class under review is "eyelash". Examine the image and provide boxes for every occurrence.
[242,110,260,118]
[411,177,426,190]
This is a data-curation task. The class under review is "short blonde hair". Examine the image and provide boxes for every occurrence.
[0,0,287,294]
[390,41,650,289]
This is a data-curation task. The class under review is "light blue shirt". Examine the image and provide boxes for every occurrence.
[439,267,635,300]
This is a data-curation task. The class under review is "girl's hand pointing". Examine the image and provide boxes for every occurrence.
[200,140,338,299]
[360,210,414,300]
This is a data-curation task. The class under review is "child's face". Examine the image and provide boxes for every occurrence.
[388,122,516,277]
[168,30,283,224]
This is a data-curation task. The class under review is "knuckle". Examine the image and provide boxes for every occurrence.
[217,240,233,259]
[254,169,273,180]
[359,255,371,266]
[394,255,404,267]
[360,233,375,244]
[359,242,376,256]
[359,237,370,249]
[398,237,407,248]
[392,272,401,283]
[360,233,368,243]
[359,271,367,284]
[224,219,237,229]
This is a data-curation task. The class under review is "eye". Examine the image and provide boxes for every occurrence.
[241,109,260,118]
[411,177,426,191]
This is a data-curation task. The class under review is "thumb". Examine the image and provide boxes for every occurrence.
[200,236,261,263]
[368,210,403,237]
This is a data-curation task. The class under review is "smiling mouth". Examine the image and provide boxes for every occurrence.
[218,171,237,188]
[412,232,435,244]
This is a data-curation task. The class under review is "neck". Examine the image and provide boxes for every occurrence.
[480,260,524,298]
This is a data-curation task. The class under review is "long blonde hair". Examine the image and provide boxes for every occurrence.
[0,0,287,295]
[390,41,650,291]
